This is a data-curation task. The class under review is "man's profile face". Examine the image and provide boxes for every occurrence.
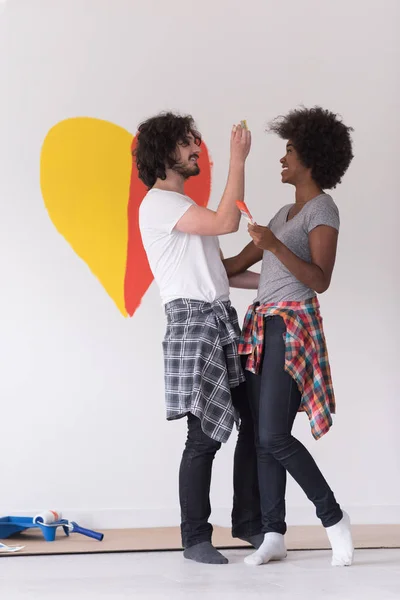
[173,131,201,179]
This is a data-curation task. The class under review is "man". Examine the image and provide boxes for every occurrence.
[137,112,262,564]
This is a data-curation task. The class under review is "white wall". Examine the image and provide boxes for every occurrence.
[1,0,399,529]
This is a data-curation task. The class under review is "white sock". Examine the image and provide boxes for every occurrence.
[244,532,287,566]
[325,511,354,567]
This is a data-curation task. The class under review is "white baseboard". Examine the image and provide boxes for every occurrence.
[5,506,400,530]
[211,505,400,528]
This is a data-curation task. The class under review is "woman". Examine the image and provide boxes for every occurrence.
[224,106,354,567]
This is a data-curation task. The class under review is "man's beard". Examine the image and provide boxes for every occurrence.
[172,160,200,180]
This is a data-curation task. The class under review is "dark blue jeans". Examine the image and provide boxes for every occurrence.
[179,382,261,548]
[245,315,343,535]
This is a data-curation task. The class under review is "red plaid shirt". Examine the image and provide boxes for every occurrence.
[238,297,335,440]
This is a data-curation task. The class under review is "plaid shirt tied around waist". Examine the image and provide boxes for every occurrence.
[238,297,335,440]
[163,298,245,443]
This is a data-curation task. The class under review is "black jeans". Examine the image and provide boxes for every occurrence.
[179,382,261,548]
[246,315,343,535]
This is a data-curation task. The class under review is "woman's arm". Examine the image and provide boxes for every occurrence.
[220,244,261,288]
[229,270,260,289]
[248,224,338,294]
[222,241,263,277]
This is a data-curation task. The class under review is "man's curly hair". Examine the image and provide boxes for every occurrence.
[134,112,201,189]
[269,106,354,189]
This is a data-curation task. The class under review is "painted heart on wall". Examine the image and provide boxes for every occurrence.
[40,117,212,317]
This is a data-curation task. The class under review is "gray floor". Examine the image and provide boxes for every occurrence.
[1,548,399,599]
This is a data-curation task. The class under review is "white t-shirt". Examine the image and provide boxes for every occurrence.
[139,189,230,305]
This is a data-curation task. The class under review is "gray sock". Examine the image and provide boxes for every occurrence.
[183,542,229,564]
[239,534,265,549]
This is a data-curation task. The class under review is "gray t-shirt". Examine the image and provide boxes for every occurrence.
[256,194,340,304]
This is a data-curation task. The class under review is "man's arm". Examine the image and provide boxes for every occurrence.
[175,125,251,236]
[223,241,263,277]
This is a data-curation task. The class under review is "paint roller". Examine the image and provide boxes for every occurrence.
[34,510,62,525]
[34,510,104,541]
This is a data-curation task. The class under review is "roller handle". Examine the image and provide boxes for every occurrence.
[70,522,104,541]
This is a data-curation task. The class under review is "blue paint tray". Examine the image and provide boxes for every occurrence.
[0,516,59,541]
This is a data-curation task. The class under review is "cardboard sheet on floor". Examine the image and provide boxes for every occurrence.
[0,525,399,557]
